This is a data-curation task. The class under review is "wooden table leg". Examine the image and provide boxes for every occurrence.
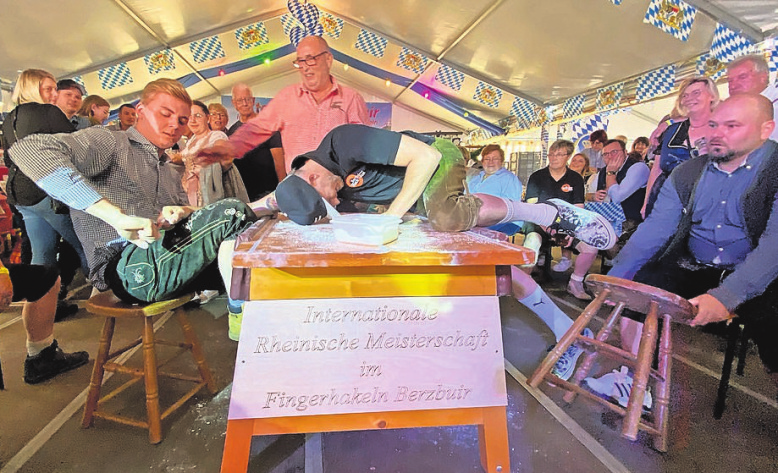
[478,406,510,473]
[221,419,254,473]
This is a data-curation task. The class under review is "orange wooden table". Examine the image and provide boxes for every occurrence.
[221,216,532,473]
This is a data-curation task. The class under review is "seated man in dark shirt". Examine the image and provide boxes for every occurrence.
[251,125,620,381]
[524,139,600,300]
[588,94,778,403]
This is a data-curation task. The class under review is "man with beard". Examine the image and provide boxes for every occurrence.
[587,94,778,401]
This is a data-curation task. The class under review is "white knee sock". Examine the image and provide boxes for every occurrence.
[518,286,573,342]
[499,199,557,227]
[27,335,54,357]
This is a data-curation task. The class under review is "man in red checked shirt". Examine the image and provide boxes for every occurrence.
[198,35,368,173]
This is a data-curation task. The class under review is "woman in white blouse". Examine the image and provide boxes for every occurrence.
[180,100,230,207]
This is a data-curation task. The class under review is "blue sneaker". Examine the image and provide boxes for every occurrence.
[551,328,594,381]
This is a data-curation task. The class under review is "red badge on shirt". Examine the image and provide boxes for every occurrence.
[346,170,365,188]
[561,184,573,193]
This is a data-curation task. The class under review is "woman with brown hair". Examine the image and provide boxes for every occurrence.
[77,95,111,126]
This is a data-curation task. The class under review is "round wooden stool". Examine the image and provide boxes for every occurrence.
[81,291,217,444]
[527,274,696,452]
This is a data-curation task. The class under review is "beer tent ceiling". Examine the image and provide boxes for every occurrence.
[1,0,776,133]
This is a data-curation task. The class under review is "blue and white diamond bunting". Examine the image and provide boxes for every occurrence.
[511,96,536,128]
[189,36,225,63]
[596,83,623,111]
[572,115,609,143]
[98,63,133,90]
[355,29,388,58]
[144,50,175,75]
[644,0,696,42]
[636,65,675,101]
[697,53,726,81]
[710,23,754,64]
[235,23,269,50]
[434,65,465,91]
[319,12,344,39]
[281,14,303,36]
[562,95,584,119]
[396,48,428,74]
[473,82,502,108]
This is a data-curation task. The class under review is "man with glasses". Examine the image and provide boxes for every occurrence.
[588,139,649,266]
[524,140,600,300]
[226,83,285,200]
[200,36,368,174]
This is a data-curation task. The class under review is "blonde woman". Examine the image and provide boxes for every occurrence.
[642,76,719,217]
[0,69,89,277]
[77,95,110,126]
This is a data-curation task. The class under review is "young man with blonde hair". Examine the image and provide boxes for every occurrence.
[10,78,255,303]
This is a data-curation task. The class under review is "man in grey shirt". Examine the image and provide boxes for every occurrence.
[10,79,255,303]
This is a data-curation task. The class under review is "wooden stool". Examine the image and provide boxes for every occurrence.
[81,291,217,444]
[527,274,695,452]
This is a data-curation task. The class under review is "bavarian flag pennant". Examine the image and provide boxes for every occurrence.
[643,0,697,42]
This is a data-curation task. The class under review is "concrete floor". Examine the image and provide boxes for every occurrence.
[1,262,777,473]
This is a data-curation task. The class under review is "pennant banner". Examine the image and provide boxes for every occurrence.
[355,29,388,58]
[710,23,754,63]
[572,115,609,143]
[697,53,726,81]
[98,63,133,90]
[473,82,503,108]
[643,0,697,42]
[189,36,225,63]
[396,47,429,75]
[636,65,676,101]
[434,64,465,91]
[287,0,320,31]
[319,12,344,39]
[510,96,536,128]
[235,23,269,50]
[562,95,584,119]
[596,83,623,111]
[144,50,175,75]
[281,14,303,36]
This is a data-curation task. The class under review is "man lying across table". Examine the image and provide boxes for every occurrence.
[248,124,617,380]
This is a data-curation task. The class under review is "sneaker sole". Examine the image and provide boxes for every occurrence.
[548,199,618,250]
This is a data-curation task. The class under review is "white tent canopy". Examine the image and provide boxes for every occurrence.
[1,0,776,134]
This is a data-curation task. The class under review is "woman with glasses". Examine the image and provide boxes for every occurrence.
[208,103,229,133]
[642,76,719,218]
[179,101,247,305]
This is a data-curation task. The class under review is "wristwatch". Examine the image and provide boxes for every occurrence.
[606,170,617,176]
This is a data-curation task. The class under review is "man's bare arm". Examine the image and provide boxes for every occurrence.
[384,135,442,218]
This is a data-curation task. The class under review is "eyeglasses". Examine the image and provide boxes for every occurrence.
[292,51,329,68]
[233,98,254,104]
[192,113,205,120]
[212,113,227,118]
[549,152,570,158]
[602,149,623,158]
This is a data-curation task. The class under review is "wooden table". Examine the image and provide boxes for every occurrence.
[221,216,532,473]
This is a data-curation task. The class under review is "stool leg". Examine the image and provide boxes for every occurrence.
[82,317,116,428]
[142,315,162,444]
[622,302,659,441]
[176,309,217,394]
[564,301,626,403]
[0,354,4,391]
[714,322,741,419]
[528,289,610,388]
[653,315,672,452]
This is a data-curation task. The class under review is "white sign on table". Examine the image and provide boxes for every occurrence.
[229,296,507,420]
